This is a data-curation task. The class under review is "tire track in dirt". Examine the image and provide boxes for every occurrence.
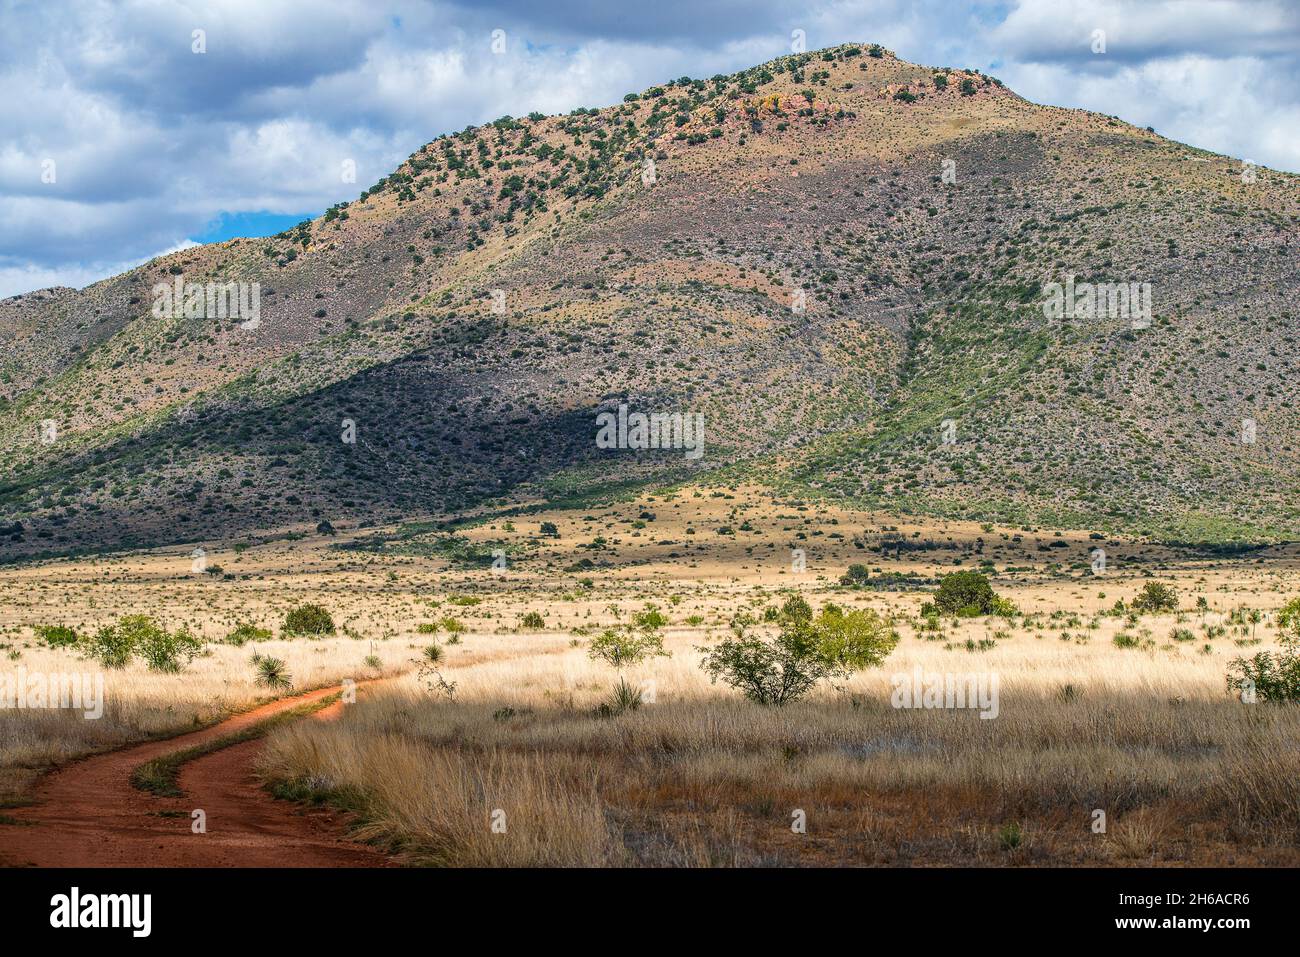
[0,684,391,868]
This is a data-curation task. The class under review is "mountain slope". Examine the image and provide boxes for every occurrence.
[1,43,1298,558]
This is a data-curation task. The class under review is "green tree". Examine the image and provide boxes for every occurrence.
[699,602,897,706]
[840,564,871,586]
[1132,582,1178,614]
[933,571,1012,617]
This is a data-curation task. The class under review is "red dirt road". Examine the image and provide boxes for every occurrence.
[0,685,390,868]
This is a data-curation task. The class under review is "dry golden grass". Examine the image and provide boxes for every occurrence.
[257,619,1300,867]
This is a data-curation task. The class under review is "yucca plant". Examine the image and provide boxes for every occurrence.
[254,655,292,689]
[598,677,644,717]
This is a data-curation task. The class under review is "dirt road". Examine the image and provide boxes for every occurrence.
[0,684,389,868]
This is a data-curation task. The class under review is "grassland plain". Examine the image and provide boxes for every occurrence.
[3,484,1297,865]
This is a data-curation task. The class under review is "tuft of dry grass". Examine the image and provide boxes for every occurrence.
[260,726,613,866]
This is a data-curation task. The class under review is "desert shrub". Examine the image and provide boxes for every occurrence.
[520,611,545,629]
[999,822,1023,850]
[1227,599,1300,701]
[1131,582,1178,614]
[253,654,292,689]
[441,617,466,634]
[933,571,1012,617]
[597,679,645,718]
[539,521,559,537]
[780,593,813,622]
[588,604,671,715]
[631,603,668,630]
[416,622,440,634]
[283,603,336,637]
[226,622,272,646]
[364,654,382,669]
[1227,651,1300,702]
[422,644,444,663]
[699,602,898,706]
[83,616,202,672]
[840,563,871,586]
[83,623,136,669]
[134,619,203,673]
[587,624,667,670]
[36,624,79,647]
[1276,596,1300,642]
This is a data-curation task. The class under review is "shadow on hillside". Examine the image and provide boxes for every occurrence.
[0,348,711,563]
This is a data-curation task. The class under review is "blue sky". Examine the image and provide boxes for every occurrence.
[1,0,1297,298]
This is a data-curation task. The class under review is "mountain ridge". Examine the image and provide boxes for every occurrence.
[2,42,1298,560]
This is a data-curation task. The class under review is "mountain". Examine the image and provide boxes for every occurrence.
[2,43,1298,560]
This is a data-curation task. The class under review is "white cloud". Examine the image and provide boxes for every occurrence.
[0,240,197,299]
[1,0,1297,300]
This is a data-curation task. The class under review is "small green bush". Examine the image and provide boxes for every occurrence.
[587,625,667,670]
[1228,650,1300,702]
[84,623,136,669]
[83,615,202,672]
[1226,596,1300,702]
[839,564,871,586]
[226,622,272,646]
[520,611,545,629]
[134,620,202,673]
[933,571,1013,617]
[631,603,668,630]
[1132,582,1178,614]
[36,624,79,647]
[283,604,335,637]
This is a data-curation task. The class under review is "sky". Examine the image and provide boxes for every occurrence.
[1,0,1297,299]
